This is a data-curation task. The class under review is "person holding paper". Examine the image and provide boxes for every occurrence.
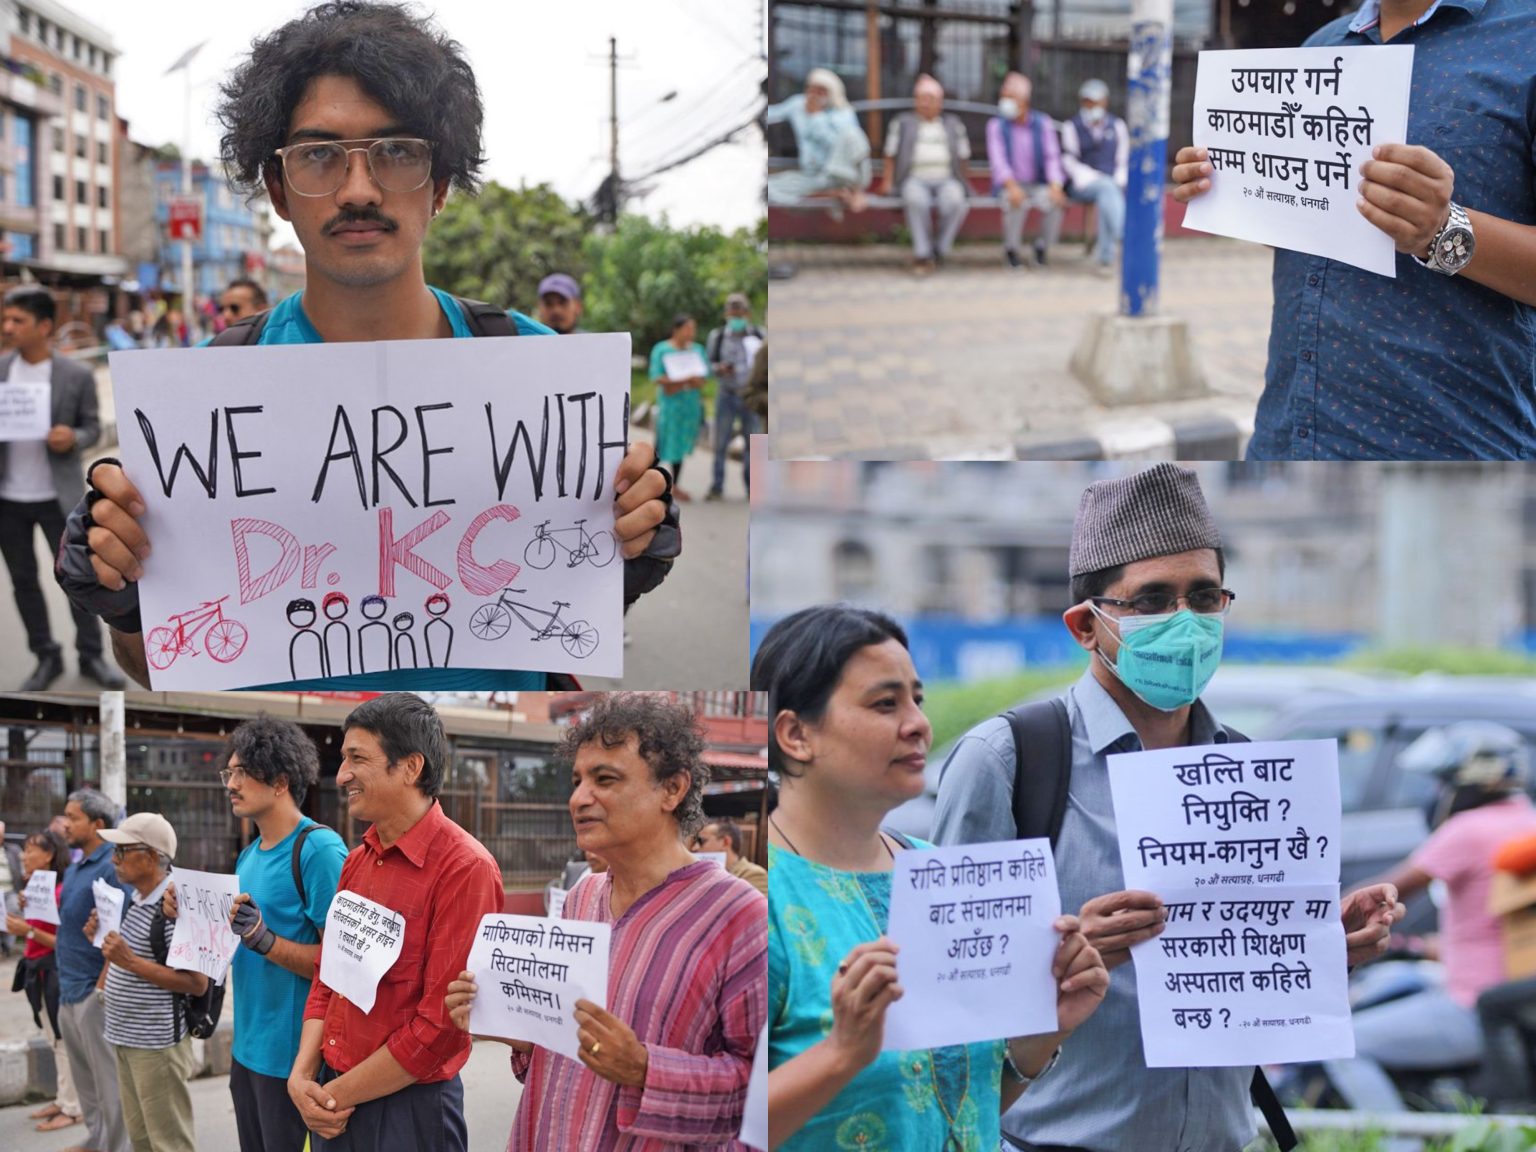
[292,693,504,1150]
[931,463,1404,1152]
[880,74,971,275]
[86,812,207,1152]
[1171,1,1536,459]
[648,314,711,502]
[704,292,764,501]
[444,693,766,1151]
[0,286,124,691]
[55,787,134,1152]
[752,604,1109,1152]
[55,1,681,692]
[987,72,1067,270]
[6,828,83,1135]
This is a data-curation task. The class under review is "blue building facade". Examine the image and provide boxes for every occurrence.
[152,160,263,299]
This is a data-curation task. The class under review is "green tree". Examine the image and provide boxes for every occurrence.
[421,181,591,311]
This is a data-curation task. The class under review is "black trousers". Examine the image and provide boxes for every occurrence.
[0,497,102,660]
[230,1058,310,1152]
[312,1062,466,1152]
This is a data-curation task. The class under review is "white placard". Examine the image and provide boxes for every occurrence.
[741,336,764,365]
[0,379,50,441]
[740,1023,768,1151]
[1130,884,1353,1066]
[165,869,241,985]
[1108,739,1351,1066]
[22,869,59,925]
[318,889,406,1014]
[661,349,708,382]
[111,333,631,689]
[546,886,567,920]
[882,839,1062,1051]
[1183,47,1414,277]
[466,913,611,1062]
[695,852,728,870]
[90,877,124,947]
[1108,740,1342,891]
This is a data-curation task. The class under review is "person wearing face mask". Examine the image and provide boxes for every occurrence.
[932,463,1405,1152]
[704,292,765,501]
[1059,79,1128,278]
[986,73,1065,270]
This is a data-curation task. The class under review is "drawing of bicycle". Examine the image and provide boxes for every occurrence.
[524,519,616,570]
[467,587,599,658]
[146,595,250,670]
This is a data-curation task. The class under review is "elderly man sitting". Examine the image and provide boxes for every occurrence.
[880,74,971,275]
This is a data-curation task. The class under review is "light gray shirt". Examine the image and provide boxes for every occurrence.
[931,668,1255,1152]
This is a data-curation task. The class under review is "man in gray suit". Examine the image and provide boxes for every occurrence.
[0,287,123,689]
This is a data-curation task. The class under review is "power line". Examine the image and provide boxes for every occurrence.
[622,55,765,152]
[625,109,763,183]
[628,97,764,176]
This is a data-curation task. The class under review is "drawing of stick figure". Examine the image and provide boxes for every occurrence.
[392,611,419,670]
[287,598,323,680]
[322,592,353,677]
[357,594,391,674]
[423,592,453,668]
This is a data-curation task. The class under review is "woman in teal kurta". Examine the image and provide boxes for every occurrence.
[753,604,1110,1152]
[648,314,709,502]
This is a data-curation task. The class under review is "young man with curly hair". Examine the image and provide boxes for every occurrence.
[445,693,766,1151]
[55,1,679,692]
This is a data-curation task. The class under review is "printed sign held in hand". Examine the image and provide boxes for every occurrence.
[112,333,631,689]
[883,839,1062,1051]
[319,889,406,1013]
[660,348,708,382]
[22,869,59,925]
[466,913,611,1062]
[1183,46,1414,277]
[165,869,241,984]
[0,379,50,442]
[740,1024,768,1151]
[90,878,124,947]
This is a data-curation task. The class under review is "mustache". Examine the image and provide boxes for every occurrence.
[322,208,398,235]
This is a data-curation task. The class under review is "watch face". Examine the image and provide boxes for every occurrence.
[1435,226,1475,272]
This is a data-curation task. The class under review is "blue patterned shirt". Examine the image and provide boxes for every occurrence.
[1249,0,1536,459]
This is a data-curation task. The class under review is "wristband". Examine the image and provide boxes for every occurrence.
[242,923,276,956]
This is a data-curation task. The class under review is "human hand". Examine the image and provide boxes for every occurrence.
[100,930,134,969]
[83,463,150,591]
[161,881,178,920]
[824,937,903,1075]
[1077,889,1165,968]
[574,1000,650,1088]
[1006,182,1025,210]
[1051,915,1109,1035]
[1357,143,1455,256]
[5,913,29,937]
[286,1076,354,1139]
[83,910,98,942]
[1170,146,1213,203]
[612,442,668,559]
[1342,883,1404,966]
[46,425,75,454]
[445,970,478,1033]
[1048,184,1067,209]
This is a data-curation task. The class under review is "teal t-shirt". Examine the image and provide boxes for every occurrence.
[230,817,348,1078]
[210,287,556,692]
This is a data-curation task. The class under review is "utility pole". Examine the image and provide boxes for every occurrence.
[608,36,620,223]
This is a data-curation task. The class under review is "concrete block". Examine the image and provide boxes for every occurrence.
[1170,415,1244,460]
[26,1035,55,1097]
[1069,312,1209,406]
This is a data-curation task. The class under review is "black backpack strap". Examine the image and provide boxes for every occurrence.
[454,296,518,337]
[1003,698,1073,846]
[881,828,918,850]
[149,906,169,966]
[291,823,317,915]
[209,310,271,346]
[1252,1067,1297,1150]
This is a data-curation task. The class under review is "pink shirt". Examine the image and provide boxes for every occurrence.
[1411,793,1536,1008]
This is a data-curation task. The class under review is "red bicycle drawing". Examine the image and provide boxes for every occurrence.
[146,596,250,670]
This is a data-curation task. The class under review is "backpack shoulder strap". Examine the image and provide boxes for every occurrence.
[454,296,518,337]
[1003,698,1072,846]
[881,828,918,850]
[706,328,722,364]
[1252,1067,1297,1150]
[210,311,271,346]
[291,823,318,912]
[149,906,169,966]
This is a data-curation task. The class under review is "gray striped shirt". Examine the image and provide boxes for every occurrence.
[103,874,183,1050]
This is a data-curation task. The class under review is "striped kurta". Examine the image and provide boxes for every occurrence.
[507,859,766,1151]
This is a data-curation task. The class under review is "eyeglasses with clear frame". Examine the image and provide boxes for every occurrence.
[111,844,157,862]
[273,137,434,198]
[218,765,247,787]
[1090,588,1236,616]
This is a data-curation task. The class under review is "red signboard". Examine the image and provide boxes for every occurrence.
[168,198,202,242]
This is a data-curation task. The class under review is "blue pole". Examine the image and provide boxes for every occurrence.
[1122,0,1173,318]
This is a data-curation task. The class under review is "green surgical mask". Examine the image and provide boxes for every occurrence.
[1092,606,1224,712]
[727,317,748,333]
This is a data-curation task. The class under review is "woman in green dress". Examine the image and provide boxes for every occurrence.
[753,604,1109,1151]
[648,313,709,502]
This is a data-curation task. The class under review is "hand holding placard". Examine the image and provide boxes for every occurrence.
[465,913,610,1062]
[22,869,60,925]
[89,878,124,947]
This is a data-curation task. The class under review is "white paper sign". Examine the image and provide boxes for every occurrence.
[90,877,124,947]
[466,913,611,1062]
[1183,47,1414,277]
[739,1023,768,1151]
[546,886,567,920]
[0,379,50,441]
[741,335,764,365]
[1108,739,1350,1066]
[166,869,241,985]
[319,889,406,1014]
[883,839,1062,1051]
[695,852,728,870]
[661,349,708,381]
[1130,884,1353,1066]
[111,333,631,689]
[22,869,59,925]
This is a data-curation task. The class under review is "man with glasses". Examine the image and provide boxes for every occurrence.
[932,463,1405,1152]
[218,278,270,327]
[56,1,678,692]
[54,787,133,1152]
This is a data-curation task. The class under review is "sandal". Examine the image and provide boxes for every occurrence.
[37,1112,81,1132]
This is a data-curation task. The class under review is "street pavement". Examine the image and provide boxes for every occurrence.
[768,236,1275,460]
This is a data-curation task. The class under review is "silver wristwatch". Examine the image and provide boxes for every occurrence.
[1414,202,1475,275]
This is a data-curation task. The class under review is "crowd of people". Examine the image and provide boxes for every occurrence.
[3,691,765,1152]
